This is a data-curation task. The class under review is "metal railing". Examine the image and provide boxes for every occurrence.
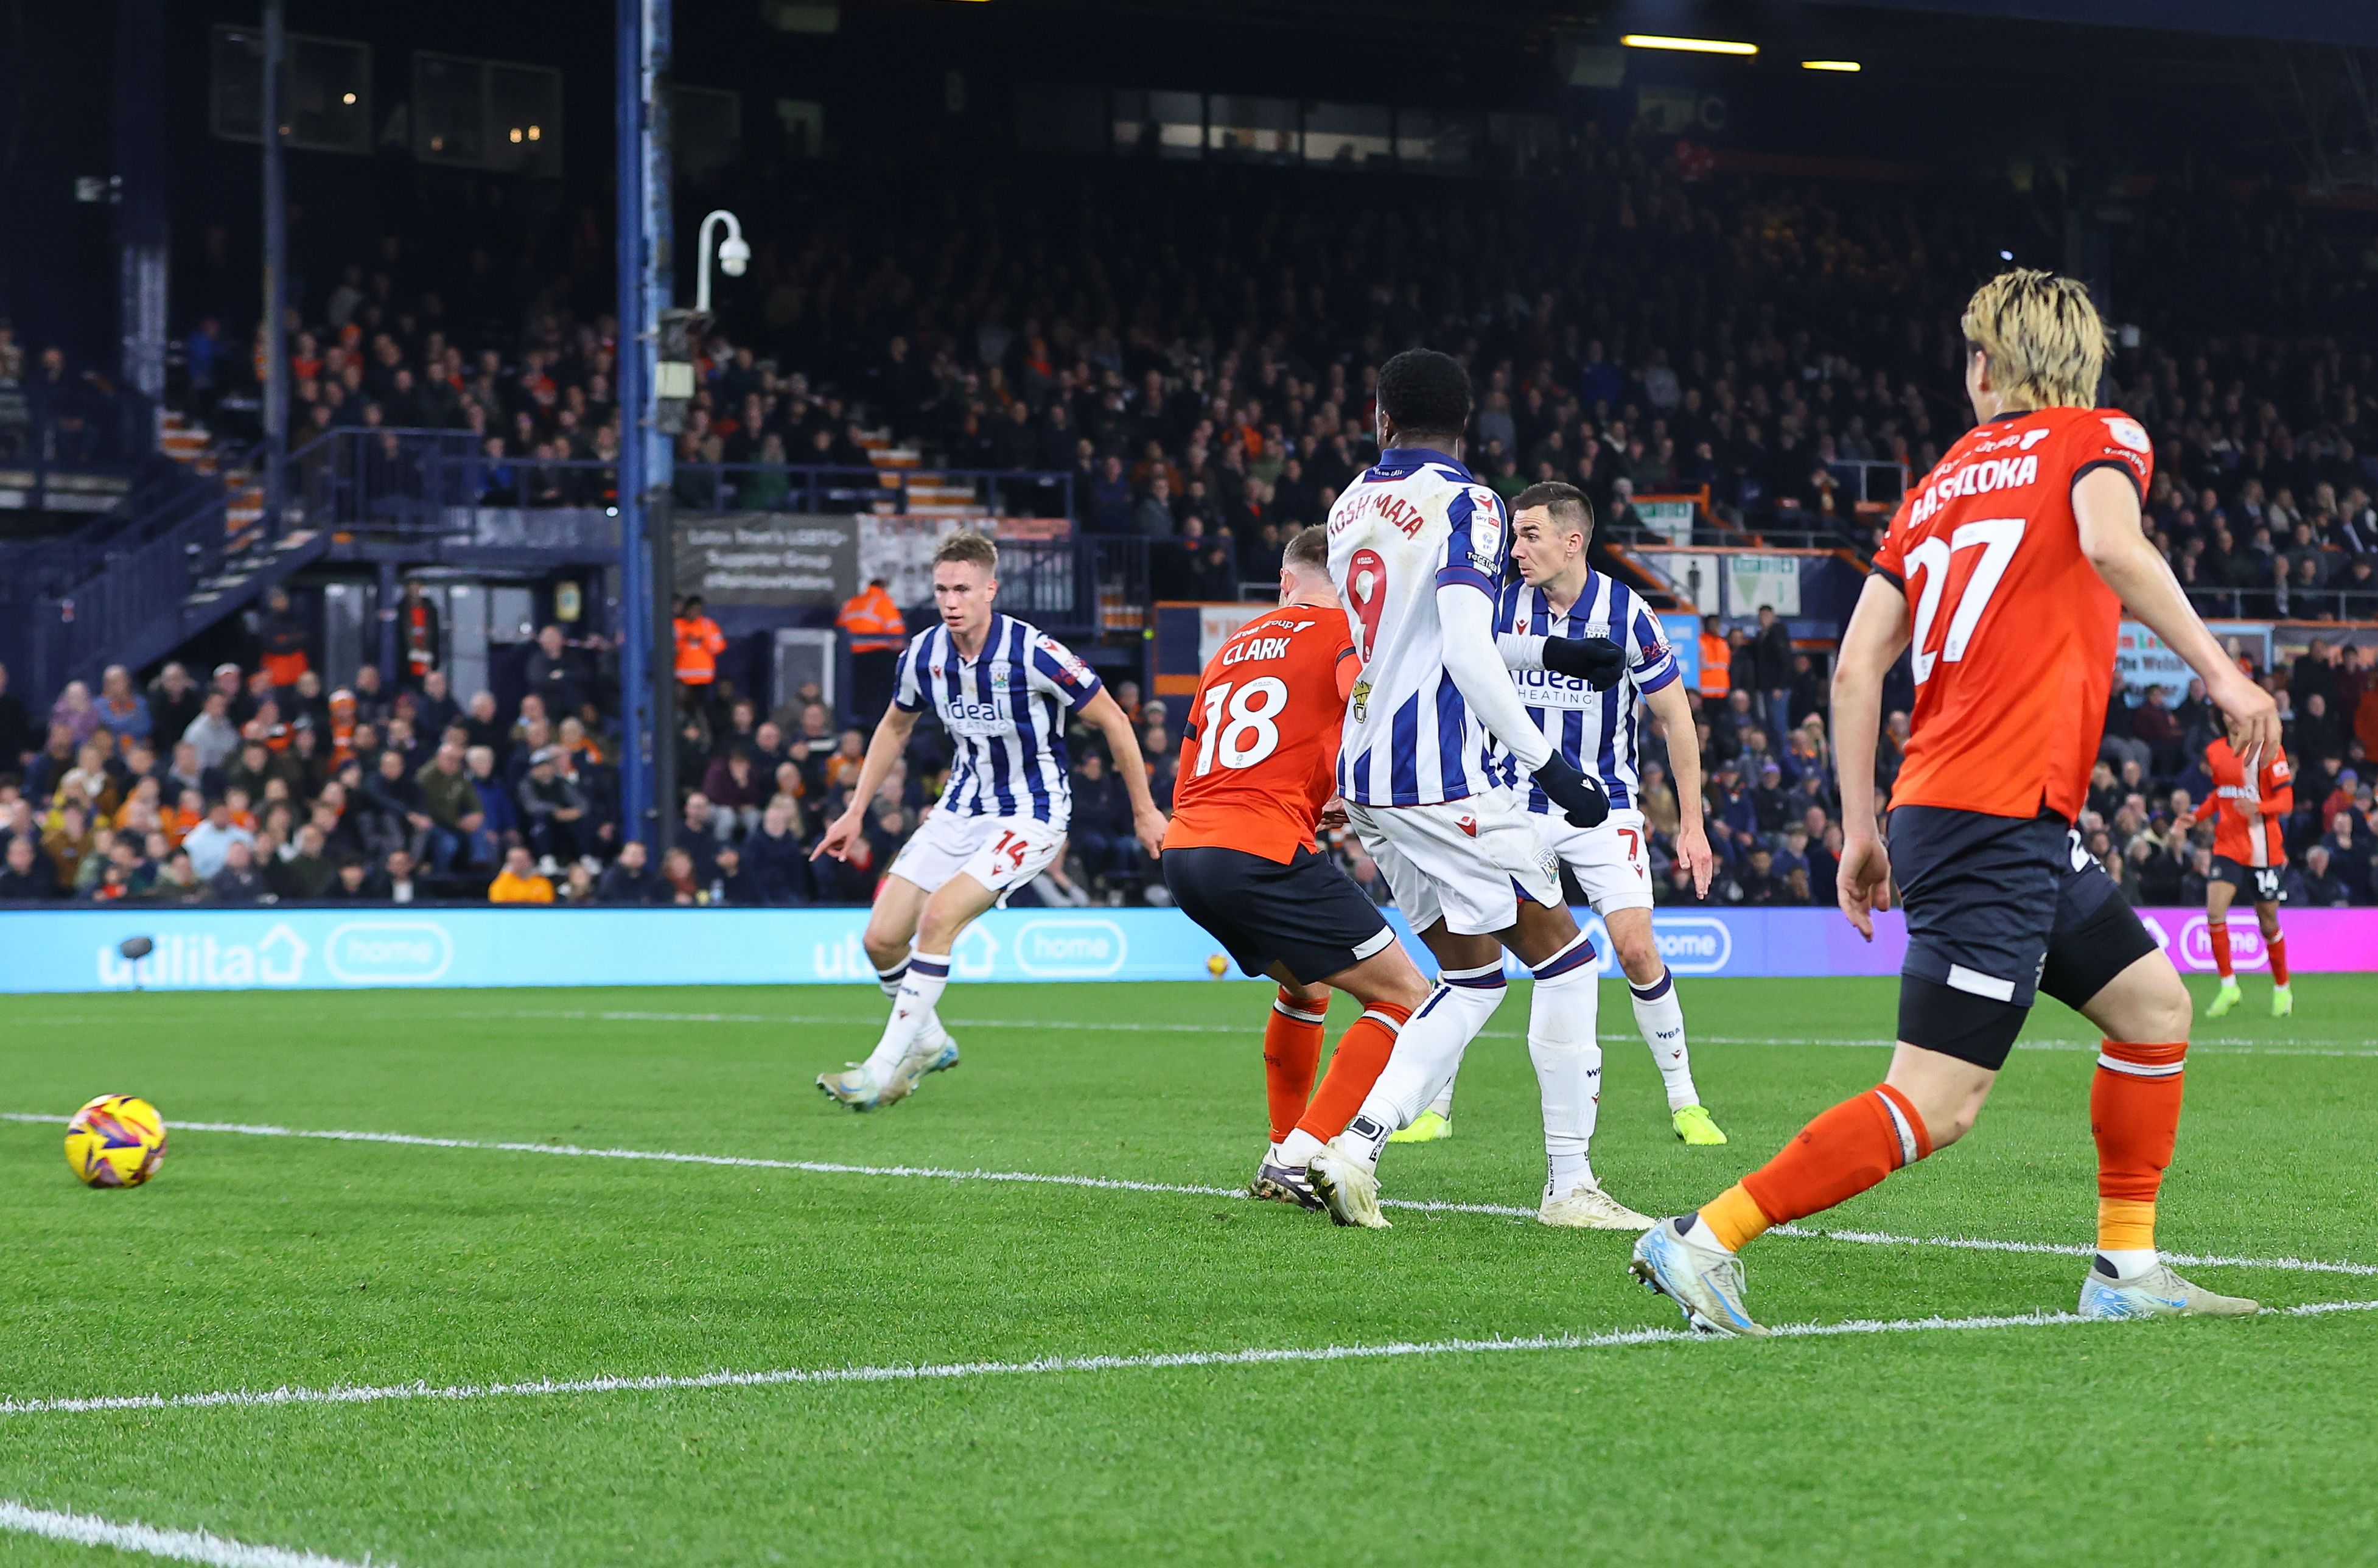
[2186,586,2378,623]
[271,429,1077,528]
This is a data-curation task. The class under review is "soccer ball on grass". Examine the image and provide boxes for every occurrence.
[65,1094,167,1188]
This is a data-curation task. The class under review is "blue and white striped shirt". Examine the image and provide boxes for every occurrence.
[1494,571,1679,814]
[893,614,1102,826]
[1324,447,1515,807]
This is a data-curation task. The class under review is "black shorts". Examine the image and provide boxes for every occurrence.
[1162,844,1397,986]
[2209,855,2284,904]
[1887,805,2161,1071]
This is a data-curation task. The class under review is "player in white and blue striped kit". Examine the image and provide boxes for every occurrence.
[1489,481,1724,1146]
[1318,351,1656,1230]
[812,531,1167,1111]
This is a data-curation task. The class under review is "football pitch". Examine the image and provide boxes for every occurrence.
[2,975,2373,1566]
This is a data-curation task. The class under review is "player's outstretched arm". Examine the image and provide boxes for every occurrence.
[1080,687,1169,856]
[811,704,918,863]
[1441,584,1606,826]
[2076,467,2279,766]
[1645,679,1714,898]
[1497,632,1626,689]
[1831,573,1911,940]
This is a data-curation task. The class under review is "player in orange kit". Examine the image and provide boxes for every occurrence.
[1631,270,2282,1334]
[1164,526,1481,1229]
[2189,717,2294,1018]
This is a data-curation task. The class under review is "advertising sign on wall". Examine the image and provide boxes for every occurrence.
[673,514,859,607]
[5,906,2373,994]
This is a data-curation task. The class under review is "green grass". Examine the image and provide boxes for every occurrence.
[0,974,2372,1566]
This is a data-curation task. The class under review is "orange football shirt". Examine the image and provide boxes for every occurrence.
[1871,405,2155,822]
[2192,737,2292,867]
[1164,604,1360,863]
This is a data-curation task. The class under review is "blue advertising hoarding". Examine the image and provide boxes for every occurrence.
[2,905,2367,993]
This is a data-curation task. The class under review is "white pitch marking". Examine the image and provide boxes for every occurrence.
[486,1009,2378,1054]
[2,1300,2372,1420]
[0,1500,379,1567]
[5,1111,2372,1275]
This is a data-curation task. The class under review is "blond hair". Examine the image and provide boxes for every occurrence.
[933,530,999,575]
[1960,270,2107,410]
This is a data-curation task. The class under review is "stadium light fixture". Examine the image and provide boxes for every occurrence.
[1801,60,1860,72]
[1620,34,1758,57]
[697,209,750,313]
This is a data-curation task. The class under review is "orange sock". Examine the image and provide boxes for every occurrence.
[2209,920,2233,979]
[1700,1083,1931,1251]
[1295,1001,1413,1144]
[1263,989,1327,1145]
[2091,1039,2184,1253]
[2267,929,2289,986]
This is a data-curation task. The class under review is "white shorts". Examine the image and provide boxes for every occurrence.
[1346,791,1561,938]
[1539,807,1654,916]
[886,809,1065,905]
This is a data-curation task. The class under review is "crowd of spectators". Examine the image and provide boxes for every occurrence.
[3,609,2374,909]
[64,130,2358,617]
[7,130,2378,910]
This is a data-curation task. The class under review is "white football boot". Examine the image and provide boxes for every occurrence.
[2077,1261,2259,1320]
[1307,1138,1390,1229]
[1631,1215,1770,1337]
[1539,1182,1652,1230]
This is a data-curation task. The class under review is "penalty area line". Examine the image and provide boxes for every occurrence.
[4,1110,2373,1276]
[3,1300,2375,1419]
[0,1500,380,1567]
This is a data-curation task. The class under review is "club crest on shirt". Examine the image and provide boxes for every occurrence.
[2103,415,2150,453]
[1350,677,1373,723]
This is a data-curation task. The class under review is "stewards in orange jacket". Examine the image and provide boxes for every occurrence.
[1696,614,1732,701]
[838,578,907,719]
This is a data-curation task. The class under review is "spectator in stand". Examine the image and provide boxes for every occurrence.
[518,747,590,866]
[596,838,661,905]
[145,663,201,752]
[414,743,486,872]
[382,849,421,905]
[524,624,589,719]
[834,577,907,721]
[274,823,336,901]
[184,691,242,773]
[489,845,556,905]
[741,797,814,905]
[672,595,727,715]
[181,799,253,879]
[659,845,702,905]
[94,666,151,746]
[415,669,461,738]
[464,745,516,858]
[1752,605,1793,747]
[701,745,771,841]
[362,746,432,862]
[256,589,310,688]
[0,835,51,900]
[148,849,205,903]
[396,582,442,685]
[209,839,268,905]
[2293,845,2350,908]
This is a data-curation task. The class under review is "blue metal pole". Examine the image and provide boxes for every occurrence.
[261,0,287,524]
[614,0,653,842]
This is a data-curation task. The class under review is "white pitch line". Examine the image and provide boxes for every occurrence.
[485,1009,2378,1054]
[4,1300,2374,1421]
[0,1500,376,1567]
[6,1111,2373,1278]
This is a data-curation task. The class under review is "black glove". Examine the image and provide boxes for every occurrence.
[1541,635,1626,691]
[1531,752,1610,829]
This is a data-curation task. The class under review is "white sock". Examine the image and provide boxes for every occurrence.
[875,959,946,1047]
[2097,1248,2158,1281]
[860,952,949,1079]
[1277,1128,1324,1167]
[1422,1079,1456,1120]
[1629,968,1699,1111]
[1528,935,1603,1202]
[1341,970,1506,1169]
